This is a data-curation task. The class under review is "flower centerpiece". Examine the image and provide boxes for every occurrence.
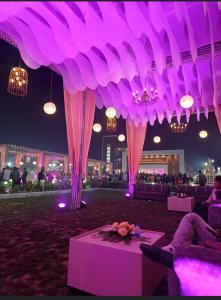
[97,222,149,244]
[111,221,135,238]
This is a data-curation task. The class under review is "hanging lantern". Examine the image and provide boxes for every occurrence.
[106,107,116,118]
[106,117,117,132]
[170,122,188,133]
[118,134,125,142]
[8,66,28,96]
[180,95,194,109]
[43,71,56,115]
[199,130,208,139]
[43,102,56,115]
[153,136,161,143]
[93,123,102,133]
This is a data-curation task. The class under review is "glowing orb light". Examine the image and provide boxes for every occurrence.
[58,202,66,208]
[118,134,125,142]
[199,130,208,139]
[93,123,102,133]
[180,95,194,109]
[43,101,56,115]
[105,107,116,118]
[153,136,161,143]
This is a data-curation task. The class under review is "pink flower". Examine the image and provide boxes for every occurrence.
[119,221,130,228]
[118,227,128,237]
[129,224,135,232]
[112,222,119,230]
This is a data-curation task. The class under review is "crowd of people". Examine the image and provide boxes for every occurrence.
[86,170,210,187]
[0,166,70,191]
[87,170,196,186]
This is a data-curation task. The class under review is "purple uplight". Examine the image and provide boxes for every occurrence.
[175,258,221,296]
[212,203,221,207]
[58,202,66,208]
[125,193,130,197]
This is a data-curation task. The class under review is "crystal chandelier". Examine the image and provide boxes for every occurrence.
[170,122,188,133]
[132,87,158,105]
[132,71,159,105]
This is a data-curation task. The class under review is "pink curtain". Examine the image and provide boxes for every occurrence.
[64,88,96,210]
[126,119,147,195]
[215,104,221,134]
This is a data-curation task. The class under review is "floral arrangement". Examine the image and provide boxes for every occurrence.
[97,222,149,244]
[111,221,135,238]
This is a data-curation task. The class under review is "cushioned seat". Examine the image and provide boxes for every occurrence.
[133,184,170,202]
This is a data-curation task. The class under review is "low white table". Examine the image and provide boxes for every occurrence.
[68,225,165,296]
[167,196,195,212]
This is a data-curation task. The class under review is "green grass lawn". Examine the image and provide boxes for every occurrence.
[0,190,184,296]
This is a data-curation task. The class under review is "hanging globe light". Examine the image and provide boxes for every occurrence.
[43,102,56,115]
[43,71,56,115]
[199,130,208,139]
[93,123,102,133]
[118,134,125,142]
[153,136,161,143]
[8,66,28,97]
[180,95,194,109]
[106,107,116,118]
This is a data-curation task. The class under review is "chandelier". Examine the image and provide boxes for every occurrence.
[8,66,28,97]
[106,117,117,132]
[132,71,158,105]
[170,122,188,133]
[132,87,158,105]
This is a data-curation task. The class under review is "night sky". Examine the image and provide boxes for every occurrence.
[0,38,220,171]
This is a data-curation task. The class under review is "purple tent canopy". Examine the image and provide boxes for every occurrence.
[0,1,221,126]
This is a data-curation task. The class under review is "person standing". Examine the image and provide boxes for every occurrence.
[21,168,28,185]
[199,170,207,186]
[3,166,11,182]
[11,167,21,189]
[38,167,45,191]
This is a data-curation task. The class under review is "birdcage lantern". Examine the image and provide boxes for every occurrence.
[8,66,28,96]
[106,117,117,132]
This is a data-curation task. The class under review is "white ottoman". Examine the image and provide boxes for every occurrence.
[167,196,195,212]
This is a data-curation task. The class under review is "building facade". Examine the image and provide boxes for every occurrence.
[122,149,185,175]
[0,144,105,177]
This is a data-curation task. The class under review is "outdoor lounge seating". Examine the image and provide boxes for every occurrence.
[177,185,213,209]
[133,184,170,202]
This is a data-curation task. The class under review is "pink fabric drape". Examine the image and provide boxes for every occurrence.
[64,88,96,210]
[126,119,147,195]
[215,104,221,134]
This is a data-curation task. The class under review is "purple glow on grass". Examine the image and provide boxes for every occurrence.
[174,258,221,296]
[212,204,221,207]
[58,202,66,208]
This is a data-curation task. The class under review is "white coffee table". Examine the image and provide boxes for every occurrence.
[167,196,195,212]
[67,225,165,296]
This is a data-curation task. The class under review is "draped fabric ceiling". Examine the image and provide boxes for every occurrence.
[0,2,221,126]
